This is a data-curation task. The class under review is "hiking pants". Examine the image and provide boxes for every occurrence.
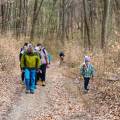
[21,71,24,82]
[35,70,41,85]
[24,69,36,92]
[40,64,47,81]
[84,77,90,90]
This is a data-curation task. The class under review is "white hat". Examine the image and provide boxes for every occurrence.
[35,46,40,51]
[28,43,33,48]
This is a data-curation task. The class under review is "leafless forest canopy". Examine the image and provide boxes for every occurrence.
[0,1,120,120]
[0,0,120,49]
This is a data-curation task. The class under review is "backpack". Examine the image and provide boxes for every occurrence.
[40,47,48,64]
[19,48,24,61]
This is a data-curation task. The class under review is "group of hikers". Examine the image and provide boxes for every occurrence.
[19,42,49,94]
[19,42,95,94]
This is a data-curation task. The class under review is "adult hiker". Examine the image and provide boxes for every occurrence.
[34,44,42,86]
[80,56,95,93]
[20,44,40,94]
[38,43,48,86]
[19,42,28,83]
[59,51,65,65]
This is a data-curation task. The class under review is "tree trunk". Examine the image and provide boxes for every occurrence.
[83,0,91,50]
[101,0,111,49]
[1,2,5,34]
[30,0,44,41]
[61,0,65,42]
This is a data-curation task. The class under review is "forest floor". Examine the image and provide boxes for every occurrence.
[0,38,120,120]
[0,38,94,120]
[0,38,92,120]
[2,62,94,120]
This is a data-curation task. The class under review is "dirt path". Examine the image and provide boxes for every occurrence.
[6,63,92,120]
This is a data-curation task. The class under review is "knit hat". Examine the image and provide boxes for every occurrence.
[28,43,33,48]
[84,56,91,62]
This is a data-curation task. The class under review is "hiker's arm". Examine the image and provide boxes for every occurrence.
[45,56,48,64]
[44,49,48,64]
[37,56,41,69]
[19,53,22,61]
[20,55,25,69]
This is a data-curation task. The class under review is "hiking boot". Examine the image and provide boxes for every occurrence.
[25,90,29,94]
[42,81,46,86]
[83,89,88,94]
[86,88,89,91]
[30,91,34,94]
[20,80,24,85]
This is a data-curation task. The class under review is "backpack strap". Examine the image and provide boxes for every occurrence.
[42,47,48,64]
[42,48,47,56]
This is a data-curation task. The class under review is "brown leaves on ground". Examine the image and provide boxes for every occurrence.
[63,41,120,120]
[0,37,22,119]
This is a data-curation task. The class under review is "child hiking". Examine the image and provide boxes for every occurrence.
[59,51,65,65]
[80,56,95,93]
[20,44,40,94]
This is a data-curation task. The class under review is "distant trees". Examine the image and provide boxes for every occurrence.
[0,0,119,48]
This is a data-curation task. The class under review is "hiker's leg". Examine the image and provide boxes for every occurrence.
[41,64,47,81]
[40,65,44,81]
[40,64,47,86]
[86,78,90,90]
[60,57,62,65]
[30,70,36,93]
[35,72,39,85]
[21,71,24,82]
[84,77,90,90]
[24,69,30,90]
[84,77,87,90]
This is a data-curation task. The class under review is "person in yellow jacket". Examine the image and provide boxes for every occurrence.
[21,44,40,94]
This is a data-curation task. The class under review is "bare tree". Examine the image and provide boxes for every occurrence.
[30,0,44,41]
[101,0,111,49]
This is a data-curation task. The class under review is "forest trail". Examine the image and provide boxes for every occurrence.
[5,62,92,120]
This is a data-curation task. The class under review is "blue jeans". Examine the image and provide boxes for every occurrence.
[24,69,36,92]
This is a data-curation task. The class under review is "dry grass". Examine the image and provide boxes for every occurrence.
[63,40,120,120]
[0,36,22,118]
[0,34,119,119]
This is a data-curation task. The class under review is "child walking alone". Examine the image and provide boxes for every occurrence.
[80,56,95,93]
